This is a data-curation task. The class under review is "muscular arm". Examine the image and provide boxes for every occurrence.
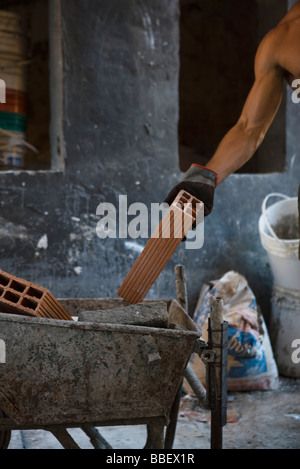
[205,31,285,183]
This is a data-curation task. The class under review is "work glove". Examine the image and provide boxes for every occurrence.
[164,164,218,217]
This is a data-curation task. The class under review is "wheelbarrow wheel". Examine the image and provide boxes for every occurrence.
[0,410,11,449]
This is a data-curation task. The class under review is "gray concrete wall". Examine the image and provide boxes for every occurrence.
[0,0,298,323]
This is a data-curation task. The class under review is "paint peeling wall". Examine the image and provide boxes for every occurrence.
[0,0,298,322]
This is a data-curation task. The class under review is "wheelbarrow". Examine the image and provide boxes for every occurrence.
[0,296,203,449]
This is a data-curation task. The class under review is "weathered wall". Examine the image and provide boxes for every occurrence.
[0,0,298,323]
[0,0,181,296]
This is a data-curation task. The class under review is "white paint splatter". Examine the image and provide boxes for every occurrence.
[37,234,48,250]
[124,241,144,253]
[74,266,82,275]
[141,11,155,50]
[284,414,300,421]
[290,153,297,171]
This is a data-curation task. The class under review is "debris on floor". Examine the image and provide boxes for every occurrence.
[7,377,300,450]
[179,394,240,424]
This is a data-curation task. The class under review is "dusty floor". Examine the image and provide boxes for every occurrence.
[7,376,300,450]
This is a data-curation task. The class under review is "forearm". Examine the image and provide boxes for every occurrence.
[205,122,261,184]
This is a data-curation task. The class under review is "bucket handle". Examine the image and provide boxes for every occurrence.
[262,193,297,258]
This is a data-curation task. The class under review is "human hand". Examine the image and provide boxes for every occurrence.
[164,164,218,217]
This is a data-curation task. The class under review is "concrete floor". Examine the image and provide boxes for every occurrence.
[7,377,300,450]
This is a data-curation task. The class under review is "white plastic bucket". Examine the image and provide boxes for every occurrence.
[270,285,300,378]
[258,193,300,290]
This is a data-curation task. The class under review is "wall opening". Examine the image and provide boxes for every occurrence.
[179,0,287,174]
[0,0,64,172]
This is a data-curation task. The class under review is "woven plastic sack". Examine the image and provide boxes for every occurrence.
[189,271,279,391]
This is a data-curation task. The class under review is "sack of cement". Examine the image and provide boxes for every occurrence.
[186,270,279,392]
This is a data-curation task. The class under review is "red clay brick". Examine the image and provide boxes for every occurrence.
[117,190,203,304]
[0,270,72,320]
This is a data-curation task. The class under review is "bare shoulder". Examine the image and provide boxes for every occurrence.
[254,25,287,76]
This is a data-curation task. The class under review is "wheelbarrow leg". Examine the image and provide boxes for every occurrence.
[81,424,112,449]
[145,423,165,449]
[164,380,183,449]
[164,265,187,449]
[47,426,81,449]
[0,410,11,449]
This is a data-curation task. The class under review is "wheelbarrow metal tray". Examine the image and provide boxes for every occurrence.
[0,299,200,428]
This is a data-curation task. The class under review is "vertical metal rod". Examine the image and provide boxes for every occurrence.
[209,296,228,450]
